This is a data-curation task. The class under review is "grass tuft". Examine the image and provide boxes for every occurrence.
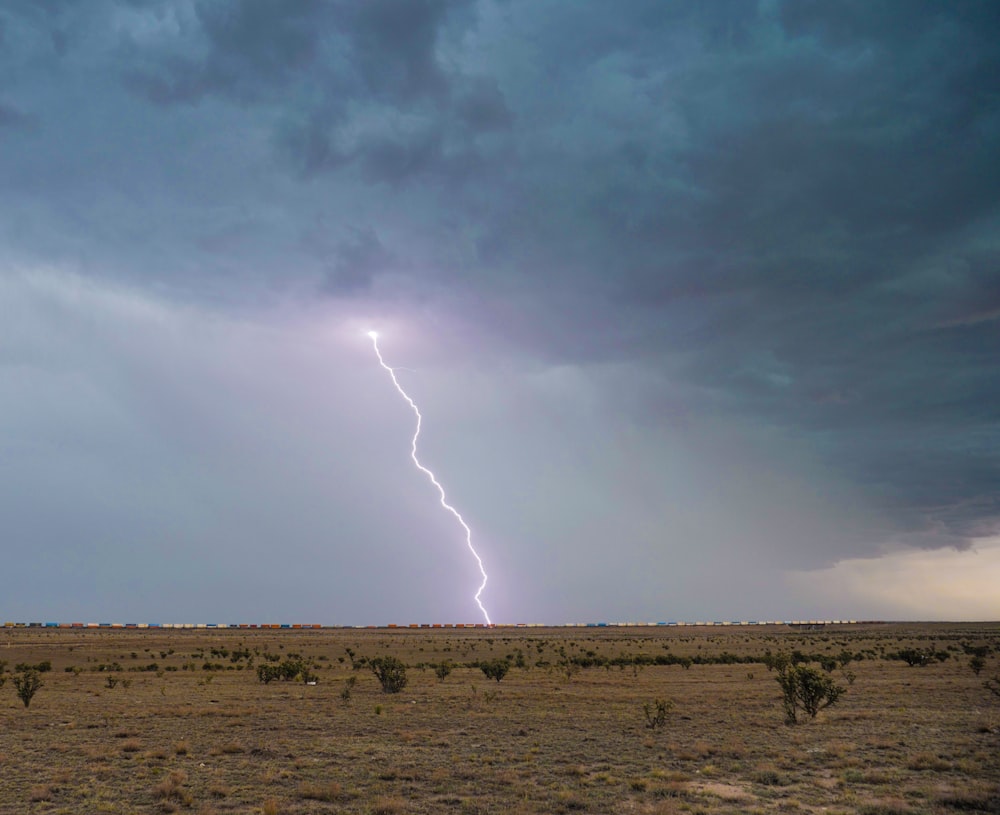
[369,795,408,815]
[298,781,343,802]
[29,784,54,802]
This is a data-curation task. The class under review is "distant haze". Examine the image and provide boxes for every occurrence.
[1,2,998,623]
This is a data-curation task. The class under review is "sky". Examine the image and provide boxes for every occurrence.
[1,1,998,625]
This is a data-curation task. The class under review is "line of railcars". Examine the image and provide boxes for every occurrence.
[6,619,863,630]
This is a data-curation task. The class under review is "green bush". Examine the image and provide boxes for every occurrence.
[776,662,845,724]
[480,658,510,683]
[13,669,43,708]
[15,661,51,673]
[370,656,408,693]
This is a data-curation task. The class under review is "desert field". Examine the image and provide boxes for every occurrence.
[0,622,997,814]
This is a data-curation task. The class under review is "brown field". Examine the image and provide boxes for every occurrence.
[1,622,998,814]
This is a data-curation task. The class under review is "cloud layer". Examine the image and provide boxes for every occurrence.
[1,1,998,621]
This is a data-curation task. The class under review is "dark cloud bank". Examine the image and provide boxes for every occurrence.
[0,1,998,622]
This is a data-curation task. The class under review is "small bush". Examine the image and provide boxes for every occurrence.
[775,662,845,723]
[434,661,453,681]
[341,675,357,704]
[480,658,510,683]
[643,698,672,729]
[893,648,932,667]
[15,661,52,673]
[13,669,43,708]
[370,656,408,693]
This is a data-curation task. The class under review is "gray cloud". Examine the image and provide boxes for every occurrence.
[0,1,998,621]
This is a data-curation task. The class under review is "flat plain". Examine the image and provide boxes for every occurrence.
[1,622,997,814]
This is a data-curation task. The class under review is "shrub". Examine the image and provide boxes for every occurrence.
[776,662,845,723]
[480,658,510,683]
[642,698,672,729]
[970,656,986,675]
[341,675,357,704]
[892,648,949,667]
[257,658,315,684]
[434,661,453,681]
[892,648,932,667]
[819,656,838,673]
[370,656,408,693]
[13,669,43,708]
[15,661,51,673]
[762,651,790,672]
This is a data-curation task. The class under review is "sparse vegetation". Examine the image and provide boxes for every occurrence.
[0,622,995,814]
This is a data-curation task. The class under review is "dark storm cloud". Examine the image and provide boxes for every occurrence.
[320,226,393,295]
[122,0,325,105]
[348,0,461,100]
[1,0,998,620]
[0,101,36,130]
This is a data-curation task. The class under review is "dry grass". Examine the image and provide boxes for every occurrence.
[28,784,53,802]
[120,737,142,753]
[298,780,343,801]
[153,770,192,807]
[0,622,996,814]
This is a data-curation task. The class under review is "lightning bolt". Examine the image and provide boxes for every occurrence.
[367,331,492,626]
